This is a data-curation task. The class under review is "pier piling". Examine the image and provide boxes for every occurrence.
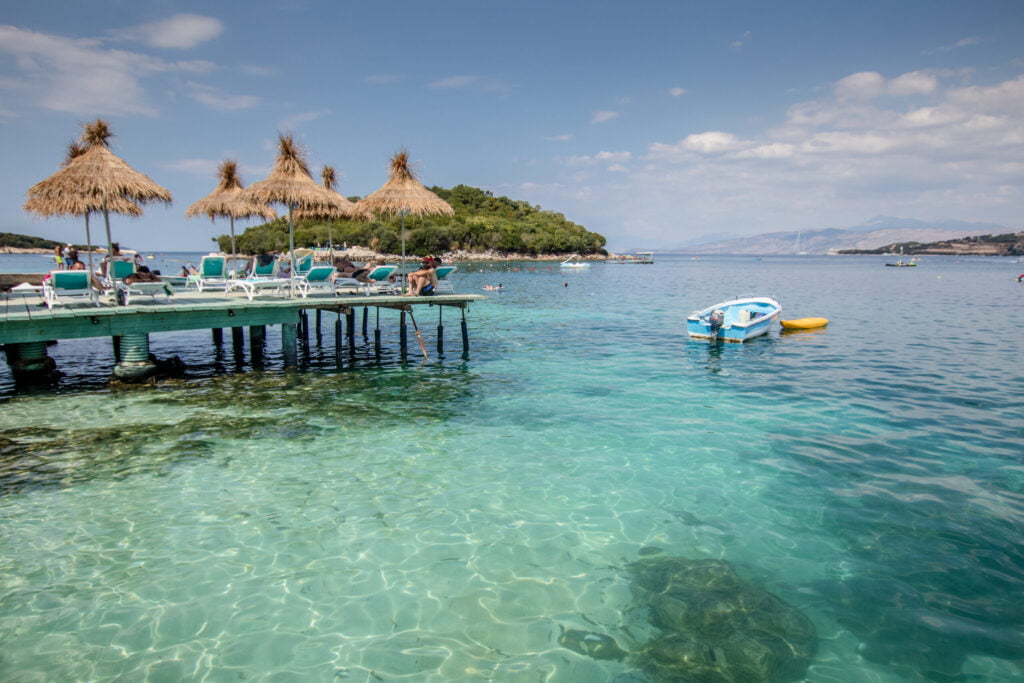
[282,323,298,367]
[114,332,157,381]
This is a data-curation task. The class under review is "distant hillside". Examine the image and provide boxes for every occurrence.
[0,232,65,250]
[675,217,1006,255]
[839,232,1024,256]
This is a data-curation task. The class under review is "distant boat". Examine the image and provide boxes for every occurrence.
[687,297,781,342]
[560,253,590,269]
[606,251,654,264]
[886,247,917,267]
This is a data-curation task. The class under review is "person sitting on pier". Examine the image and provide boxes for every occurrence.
[405,257,439,296]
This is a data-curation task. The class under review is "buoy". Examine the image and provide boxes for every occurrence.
[780,317,829,330]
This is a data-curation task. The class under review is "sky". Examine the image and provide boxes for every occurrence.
[1,0,1023,252]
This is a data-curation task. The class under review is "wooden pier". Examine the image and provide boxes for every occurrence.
[0,289,485,382]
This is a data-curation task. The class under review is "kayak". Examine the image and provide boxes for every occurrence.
[780,317,828,330]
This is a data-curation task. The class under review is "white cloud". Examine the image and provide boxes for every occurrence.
[668,87,687,97]
[591,110,619,124]
[0,25,169,115]
[557,69,1024,249]
[427,74,509,92]
[563,150,632,167]
[834,71,886,100]
[278,110,332,129]
[731,30,751,49]
[887,70,937,96]
[187,82,260,111]
[112,14,223,49]
[544,133,572,141]
[923,36,982,55]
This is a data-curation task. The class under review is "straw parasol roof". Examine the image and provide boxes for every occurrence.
[23,120,172,289]
[186,160,277,264]
[23,134,148,275]
[24,140,144,218]
[26,120,171,209]
[294,165,370,221]
[356,149,454,218]
[240,134,354,214]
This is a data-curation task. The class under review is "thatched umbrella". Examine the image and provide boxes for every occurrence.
[356,149,454,287]
[24,139,144,275]
[294,165,370,260]
[239,134,359,293]
[185,160,278,274]
[23,120,171,286]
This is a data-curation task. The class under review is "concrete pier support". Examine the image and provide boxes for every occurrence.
[4,341,57,380]
[114,332,158,381]
[282,323,298,367]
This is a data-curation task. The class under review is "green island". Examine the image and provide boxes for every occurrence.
[219,184,607,258]
[838,231,1024,256]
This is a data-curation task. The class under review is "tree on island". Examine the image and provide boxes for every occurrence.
[219,184,606,257]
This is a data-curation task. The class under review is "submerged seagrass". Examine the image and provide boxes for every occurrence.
[627,557,817,683]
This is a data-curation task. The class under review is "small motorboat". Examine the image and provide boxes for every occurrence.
[687,296,781,342]
[560,253,590,269]
[780,317,828,330]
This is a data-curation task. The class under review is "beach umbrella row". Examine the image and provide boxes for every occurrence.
[23,123,453,298]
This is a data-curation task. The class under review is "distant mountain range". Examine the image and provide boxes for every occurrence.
[650,216,1011,255]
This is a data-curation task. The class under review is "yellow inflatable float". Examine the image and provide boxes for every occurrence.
[780,317,829,330]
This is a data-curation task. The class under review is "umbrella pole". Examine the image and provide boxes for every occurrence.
[85,213,94,276]
[328,224,333,262]
[288,204,296,298]
[400,209,407,294]
[230,215,237,279]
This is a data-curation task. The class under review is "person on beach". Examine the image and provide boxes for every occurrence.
[66,245,78,263]
[54,245,65,269]
[405,257,438,296]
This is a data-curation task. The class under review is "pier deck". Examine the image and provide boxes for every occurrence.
[1,289,485,381]
[0,290,483,344]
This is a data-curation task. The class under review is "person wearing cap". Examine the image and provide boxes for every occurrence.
[405,257,439,296]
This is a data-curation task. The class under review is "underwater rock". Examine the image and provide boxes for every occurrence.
[638,546,664,556]
[627,557,817,683]
[557,626,628,661]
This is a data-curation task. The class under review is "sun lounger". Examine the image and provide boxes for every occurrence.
[294,265,337,298]
[42,270,100,309]
[434,265,457,294]
[190,255,229,292]
[333,265,399,296]
[118,279,173,305]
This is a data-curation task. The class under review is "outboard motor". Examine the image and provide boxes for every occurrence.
[708,309,725,339]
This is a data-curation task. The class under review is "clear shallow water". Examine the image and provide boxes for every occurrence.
[1,255,1023,681]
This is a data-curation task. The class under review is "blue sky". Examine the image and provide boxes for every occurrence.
[1,1,1022,251]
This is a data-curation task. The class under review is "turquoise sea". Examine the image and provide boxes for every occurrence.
[1,253,1023,681]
